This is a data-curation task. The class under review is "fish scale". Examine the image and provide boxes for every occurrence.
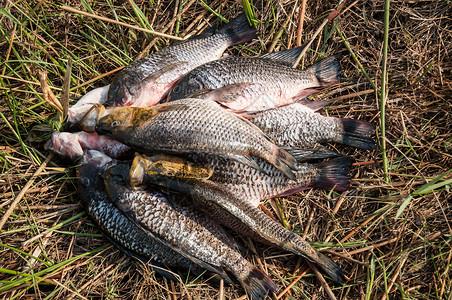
[169,55,341,113]
[85,99,297,179]
[103,162,277,299]
[78,152,207,279]
[106,13,257,108]
[250,103,377,150]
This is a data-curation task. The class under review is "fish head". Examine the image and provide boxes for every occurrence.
[94,107,136,137]
[168,75,206,101]
[107,70,143,106]
[130,153,213,186]
[78,150,114,190]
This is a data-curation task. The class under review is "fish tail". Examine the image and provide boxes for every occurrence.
[308,54,342,86]
[312,157,355,192]
[315,252,346,284]
[340,118,377,150]
[267,147,297,180]
[242,267,277,300]
[220,13,258,46]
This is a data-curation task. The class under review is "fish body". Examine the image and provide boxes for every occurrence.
[102,160,277,299]
[139,174,345,284]
[81,99,297,179]
[106,14,257,108]
[250,103,376,150]
[77,150,206,281]
[168,54,341,113]
[131,153,353,208]
[46,131,131,160]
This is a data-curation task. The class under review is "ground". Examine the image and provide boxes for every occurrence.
[0,0,451,299]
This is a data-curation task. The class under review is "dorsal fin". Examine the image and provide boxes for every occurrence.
[258,44,308,66]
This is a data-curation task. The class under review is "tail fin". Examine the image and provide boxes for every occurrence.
[286,146,343,162]
[242,268,278,300]
[312,157,354,192]
[340,119,377,150]
[220,13,258,46]
[307,54,342,85]
[269,148,297,180]
[315,253,346,284]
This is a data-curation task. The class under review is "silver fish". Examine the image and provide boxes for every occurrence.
[130,152,353,208]
[250,103,376,150]
[138,173,346,284]
[168,53,341,113]
[80,99,298,179]
[101,156,277,299]
[106,14,257,108]
[78,150,207,281]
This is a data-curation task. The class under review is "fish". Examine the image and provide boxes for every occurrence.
[136,171,346,284]
[45,131,131,160]
[79,99,298,179]
[130,152,353,208]
[106,13,257,108]
[101,157,277,299]
[168,50,342,113]
[77,150,208,282]
[67,85,110,127]
[249,102,377,150]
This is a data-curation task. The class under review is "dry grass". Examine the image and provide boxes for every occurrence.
[0,0,451,299]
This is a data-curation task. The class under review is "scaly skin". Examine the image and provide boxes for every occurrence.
[139,175,346,284]
[106,14,257,108]
[80,99,297,179]
[77,151,206,279]
[169,55,341,112]
[103,162,277,298]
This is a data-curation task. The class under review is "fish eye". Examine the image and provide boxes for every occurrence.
[81,177,90,186]
[173,86,181,94]
[166,172,174,176]
[111,121,119,127]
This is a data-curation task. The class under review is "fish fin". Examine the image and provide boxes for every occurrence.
[295,99,332,111]
[241,267,277,300]
[258,44,308,66]
[340,119,377,150]
[312,156,355,192]
[196,83,256,103]
[223,153,263,172]
[219,13,258,46]
[269,148,297,179]
[306,54,342,86]
[285,146,343,162]
[315,252,346,284]
[146,62,189,84]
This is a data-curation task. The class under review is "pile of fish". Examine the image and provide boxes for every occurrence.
[46,14,376,299]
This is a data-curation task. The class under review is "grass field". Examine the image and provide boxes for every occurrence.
[0,0,451,299]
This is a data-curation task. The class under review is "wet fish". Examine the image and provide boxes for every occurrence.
[102,157,277,299]
[137,172,346,284]
[45,131,131,160]
[249,103,377,150]
[106,14,257,108]
[80,99,298,179]
[168,51,341,113]
[130,152,353,208]
[77,150,207,281]
[67,85,110,127]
